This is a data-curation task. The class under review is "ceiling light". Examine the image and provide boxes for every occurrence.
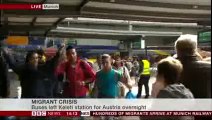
[193,5,198,9]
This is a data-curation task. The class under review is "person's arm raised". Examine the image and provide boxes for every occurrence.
[1,48,21,75]
[42,44,66,73]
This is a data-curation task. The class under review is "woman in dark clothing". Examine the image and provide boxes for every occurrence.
[2,45,65,98]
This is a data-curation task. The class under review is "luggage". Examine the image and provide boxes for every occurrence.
[125,90,136,99]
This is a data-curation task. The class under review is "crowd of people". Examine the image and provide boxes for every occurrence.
[0,34,211,119]
[0,34,211,100]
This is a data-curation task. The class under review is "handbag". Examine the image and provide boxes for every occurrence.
[125,90,136,99]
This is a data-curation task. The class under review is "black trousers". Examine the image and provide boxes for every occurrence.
[137,75,150,98]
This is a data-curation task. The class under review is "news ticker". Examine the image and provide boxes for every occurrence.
[0,99,211,117]
[0,111,211,117]
[0,4,59,10]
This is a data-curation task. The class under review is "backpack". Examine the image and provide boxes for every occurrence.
[64,60,92,88]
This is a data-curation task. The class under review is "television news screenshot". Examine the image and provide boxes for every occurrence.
[0,0,211,120]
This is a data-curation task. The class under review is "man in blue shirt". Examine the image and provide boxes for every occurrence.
[94,54,131,98]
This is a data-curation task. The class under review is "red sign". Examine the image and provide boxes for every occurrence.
[0,111,211,117]
[90,111,212,116]
[6,36,29,45]
[0,4,59,10]
[0,4,42,10]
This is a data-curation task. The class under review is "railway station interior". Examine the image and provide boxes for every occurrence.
[0,0,211,112]
[0,0,211,120]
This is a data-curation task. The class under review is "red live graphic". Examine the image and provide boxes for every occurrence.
[0,4,42,10]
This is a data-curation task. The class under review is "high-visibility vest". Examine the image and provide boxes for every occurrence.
[141,60,150,75]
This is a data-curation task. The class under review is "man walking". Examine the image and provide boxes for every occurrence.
[137,57,151,98]
[94,54,131,98]
[57,46,96,98]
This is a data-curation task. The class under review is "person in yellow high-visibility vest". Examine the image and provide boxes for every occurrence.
[137,57,151,98]
[37,49,46,65]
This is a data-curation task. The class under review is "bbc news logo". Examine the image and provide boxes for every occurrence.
[32,111,47,116]
[81,111,90,116]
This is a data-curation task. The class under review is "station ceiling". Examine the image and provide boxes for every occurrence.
[0,0,211,39]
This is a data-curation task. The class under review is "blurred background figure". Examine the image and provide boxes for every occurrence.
[93,55,102,72]
[36,49,46,65]
[82,57,93,68]
[16,86,22,99]
[125,57,133,74]
[0,40,10,98]
[198,48,211,62]
[113,55,132,97]
[131,56,140,85]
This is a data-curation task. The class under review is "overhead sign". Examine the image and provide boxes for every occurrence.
[152,50,171,56]
[132,39,145,49]
[198,31,211,43]
[8,45,40,50]
[118,42,125,50]
[66,38,77,46]
[29,36,45,45]
[6,36,28,45]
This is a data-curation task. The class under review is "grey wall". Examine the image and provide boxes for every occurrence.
[144,36,178,46]
[75,38,120,46]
